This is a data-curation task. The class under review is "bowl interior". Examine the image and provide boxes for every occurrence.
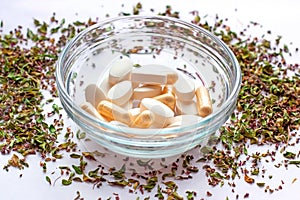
[57,16,241,158]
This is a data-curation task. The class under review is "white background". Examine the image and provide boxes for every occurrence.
[0,0,299,199]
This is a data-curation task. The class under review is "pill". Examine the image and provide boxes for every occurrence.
[132,84,162,100]
[107,80,132,106]
[128,107,141,121]
[85,84,106,108]
[195,86,213,117]
[162,85,174,94]
[141,64,178,84]
[131,110,155,128]
[98,77,111,93]
[153,93,176,110]
[120,100,133,110]
[172,75,195,101]
[131,65,167,85]
[109,120,129,127]
[175,100,198,115]
[166,115,203,128]
[97,100,131,125]
[109,56,133,85]
[140,98,174,127]
[80,102,106,121]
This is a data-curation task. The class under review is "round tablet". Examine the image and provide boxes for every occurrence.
[175,99,198,115]
[172,75,195,101]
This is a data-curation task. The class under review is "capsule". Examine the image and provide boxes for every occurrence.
[80,102,106,121]
[153,92,176,110]
[195,86,213,117]
[131,110,154,128]
[97,100,131,125]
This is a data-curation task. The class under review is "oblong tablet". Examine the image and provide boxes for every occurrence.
[85,84,106,108]
[109,56,133,85]
[107,80,132,106]
[166,115,203,128]
[132,84,162,100]
[140,98,174,127]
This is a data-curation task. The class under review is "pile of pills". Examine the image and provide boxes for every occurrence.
[80,56,213,129]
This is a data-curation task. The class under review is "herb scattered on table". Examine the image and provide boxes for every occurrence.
[0,2,299,199]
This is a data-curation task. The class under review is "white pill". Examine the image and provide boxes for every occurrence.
[120,100,133,110]
[172,75,195,101]
[140,98,174,127]
[80,102,106,121]
[107,80,133,106]
[139,64,178,84]
[85,84,106,108]
[131,65,168,85]
[109,56,133,85]
[166,115,203,128]
[175,99,198,115]
[128,108,141,121]
[98,76,111,94]
[132,84,162,100]
[109,120,129,127]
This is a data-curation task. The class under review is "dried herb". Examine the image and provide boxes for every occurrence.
[0,3,299,200]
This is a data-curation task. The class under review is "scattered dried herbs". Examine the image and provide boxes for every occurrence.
[0,2,299,200]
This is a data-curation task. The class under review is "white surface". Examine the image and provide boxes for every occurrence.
[0,1,299,199]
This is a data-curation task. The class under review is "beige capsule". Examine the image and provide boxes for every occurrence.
[130,110,155,128]
[153,92,176,110]
[195,86,213,117]
[80,102,106,121]
[97,100,131,125]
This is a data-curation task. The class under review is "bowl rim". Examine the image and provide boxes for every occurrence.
[56,15,242,136]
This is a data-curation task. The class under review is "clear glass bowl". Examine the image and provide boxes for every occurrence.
[56,15,241,158]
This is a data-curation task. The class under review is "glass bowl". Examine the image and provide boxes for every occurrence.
[56,15,241,158]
